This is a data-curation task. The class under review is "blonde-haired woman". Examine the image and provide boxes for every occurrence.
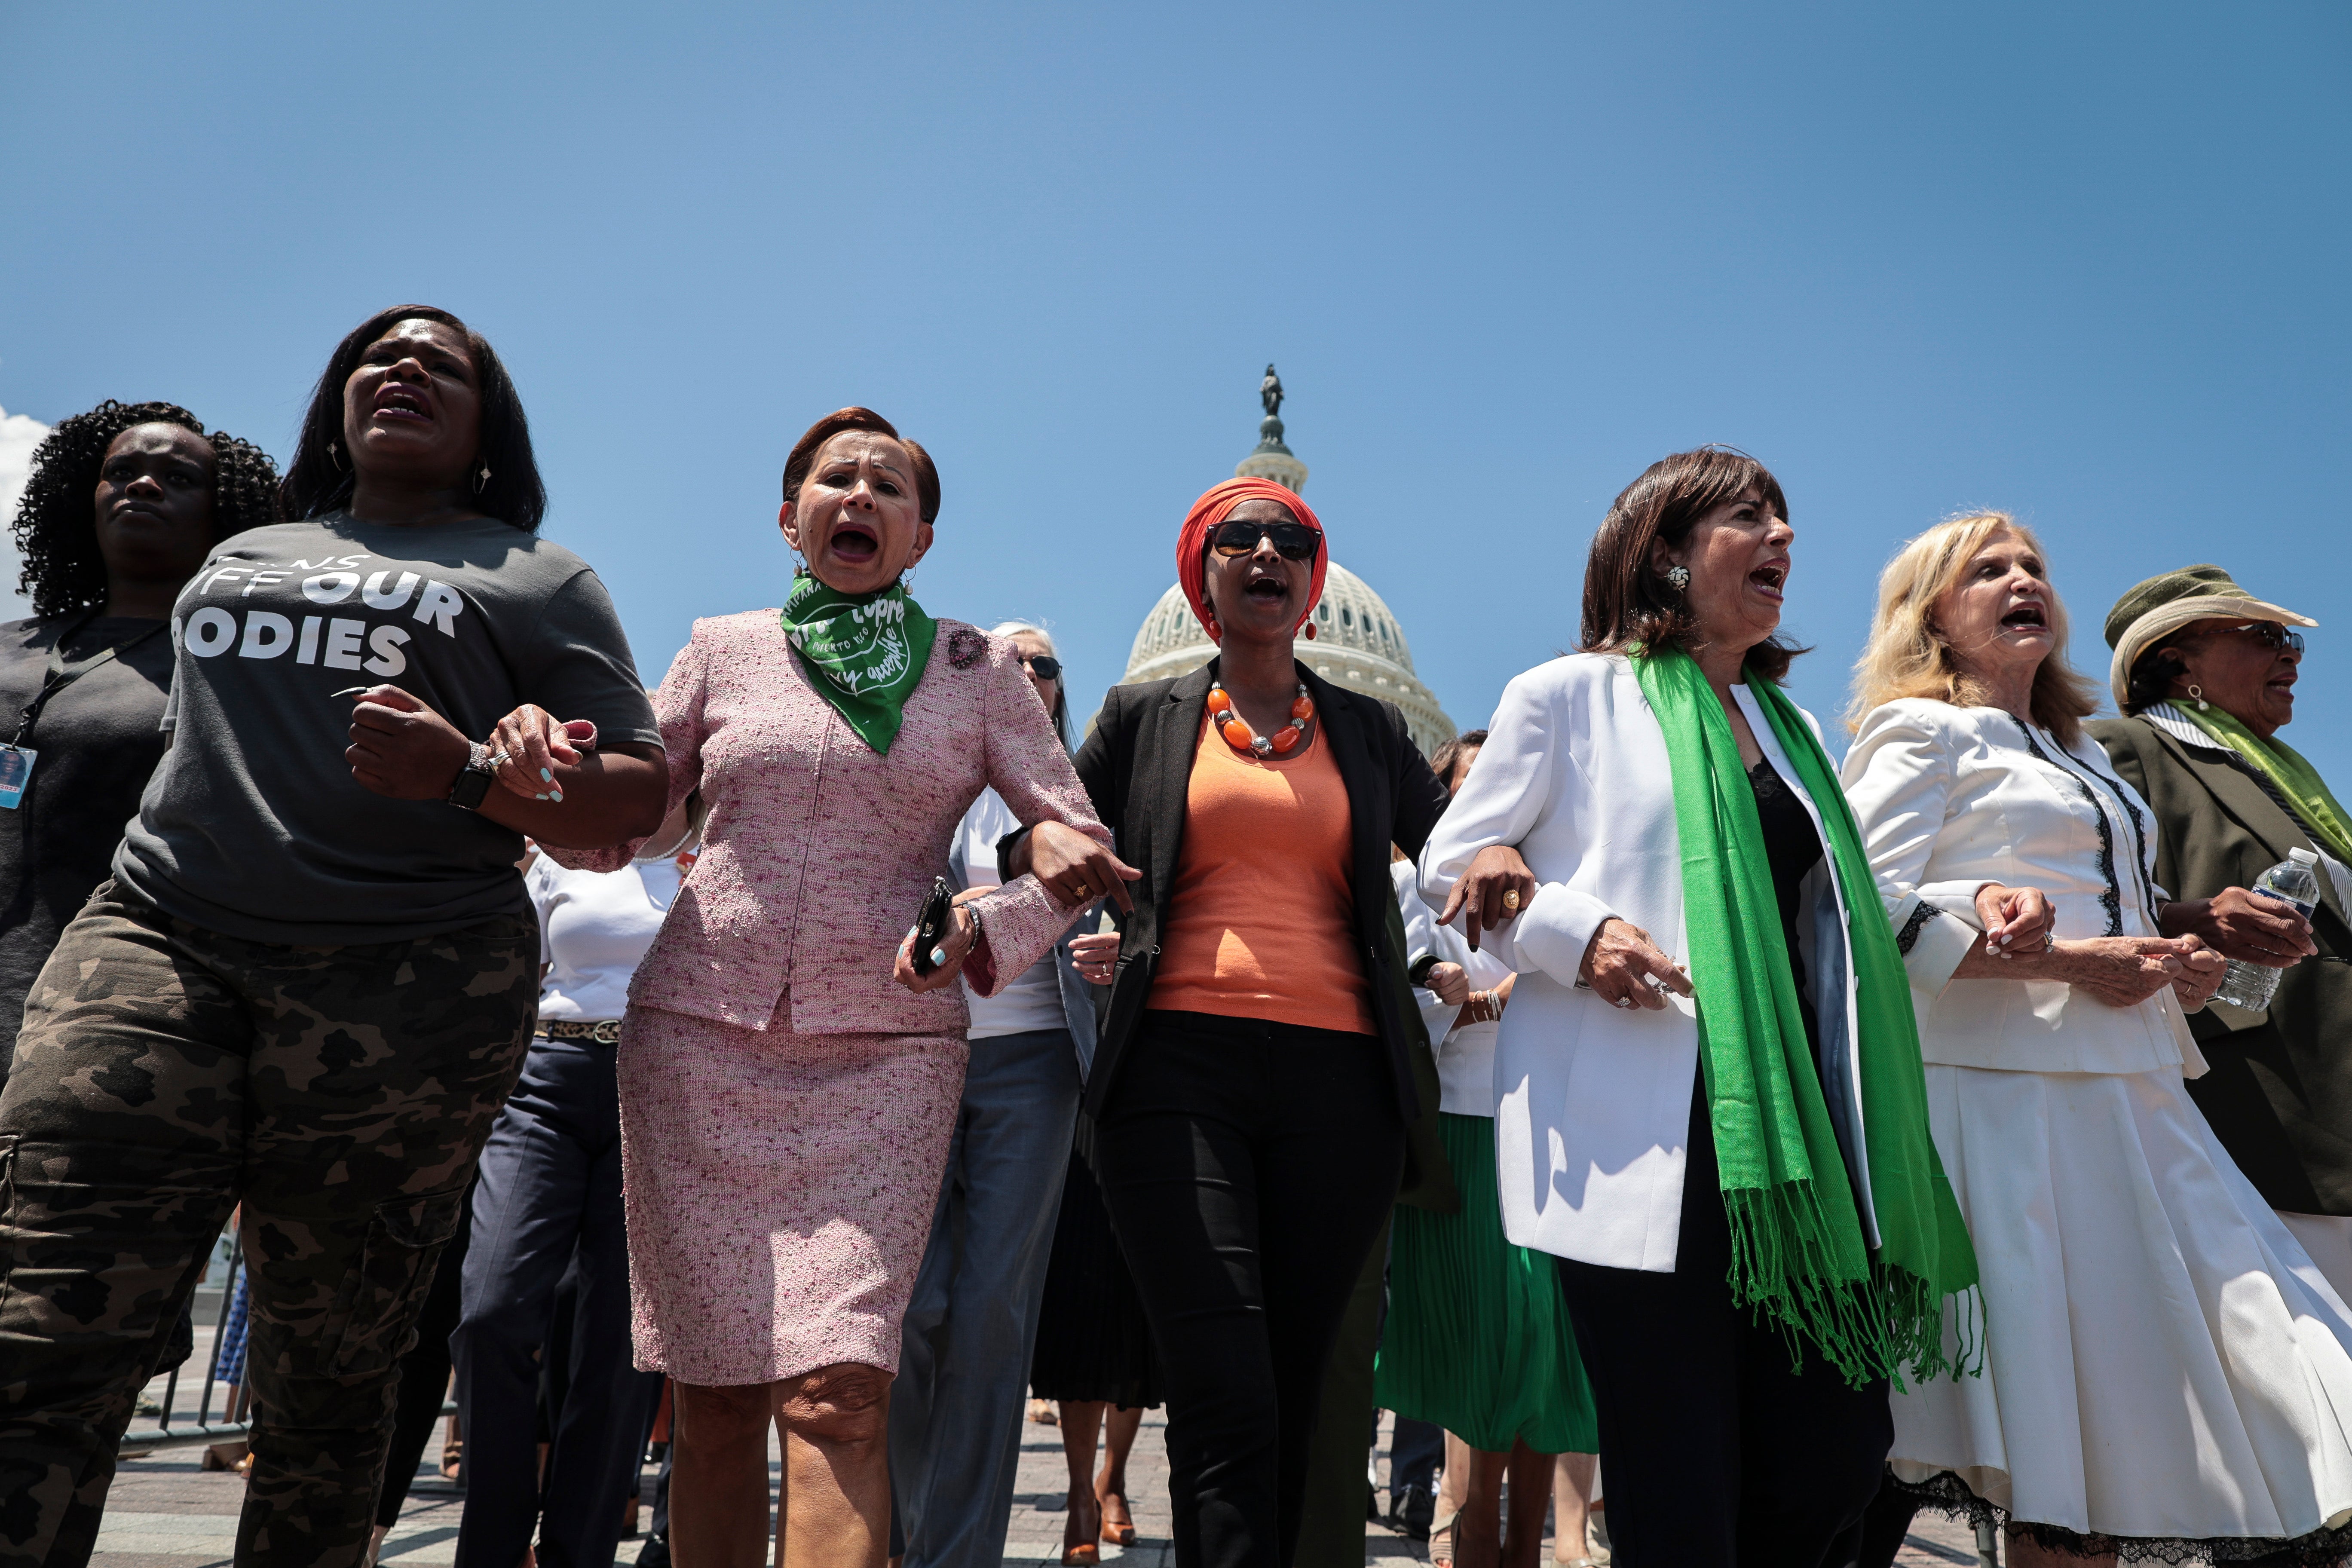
[1841,511,2352,1566]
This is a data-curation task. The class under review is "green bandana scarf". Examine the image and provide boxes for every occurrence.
[1634,647,1979,1386]
[778,572,938,754]
[2170,701,2352,868]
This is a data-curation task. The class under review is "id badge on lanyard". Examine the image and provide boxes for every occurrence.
[3,609,156,809]
[0,743,32,809]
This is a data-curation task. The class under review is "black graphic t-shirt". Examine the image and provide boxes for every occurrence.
[114,512,662,945]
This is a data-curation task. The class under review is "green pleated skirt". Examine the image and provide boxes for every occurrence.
[1375,1112,1599,1455]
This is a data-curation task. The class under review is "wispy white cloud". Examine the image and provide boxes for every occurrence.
[0,406,47,624]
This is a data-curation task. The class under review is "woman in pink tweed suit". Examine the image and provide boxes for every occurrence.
[525,408,1123,1568]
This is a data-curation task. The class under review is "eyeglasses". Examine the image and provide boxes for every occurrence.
[1210,520,1323,561]
[1020,654,1062,681]
[2211,622,2305,654]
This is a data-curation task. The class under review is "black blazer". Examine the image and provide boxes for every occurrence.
[2093,715,2352,1213]
[1065,658,1454,1129]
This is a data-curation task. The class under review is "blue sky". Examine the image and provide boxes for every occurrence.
[3,3,2346,784]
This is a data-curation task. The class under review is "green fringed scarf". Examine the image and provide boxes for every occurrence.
[1635,647,1980,1387]
[2169,701,2352,868]
[778,572,937,754]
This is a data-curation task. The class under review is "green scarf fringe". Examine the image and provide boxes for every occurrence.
[1634,647,1981,1389]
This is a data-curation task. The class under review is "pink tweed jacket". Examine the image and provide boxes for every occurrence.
[552,609,1109,1036]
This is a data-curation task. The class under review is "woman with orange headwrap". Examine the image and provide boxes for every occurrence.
[1007,478,1454,1568]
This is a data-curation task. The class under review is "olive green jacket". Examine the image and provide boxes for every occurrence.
[2092,715,2352,1213]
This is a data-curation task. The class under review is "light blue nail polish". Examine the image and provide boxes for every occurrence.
[536,793,549,800]
[551,790,564,802]
[540,768,552,782]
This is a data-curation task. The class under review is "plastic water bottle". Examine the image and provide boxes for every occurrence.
[2213,848,2322,1010]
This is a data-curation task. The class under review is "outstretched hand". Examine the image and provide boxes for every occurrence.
[1437,845,1537,951]
[1578,918,1694,1012]
[1023,820,1141,914]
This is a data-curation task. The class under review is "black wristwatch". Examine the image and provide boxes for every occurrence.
[1408,954,1440,988]
[447,741,496,811]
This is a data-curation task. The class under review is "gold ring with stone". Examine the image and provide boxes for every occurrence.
[1502,888,1522,911]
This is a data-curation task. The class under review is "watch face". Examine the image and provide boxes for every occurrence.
[449,767,494,810]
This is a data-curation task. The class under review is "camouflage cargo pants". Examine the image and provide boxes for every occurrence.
[0,881,537,1568]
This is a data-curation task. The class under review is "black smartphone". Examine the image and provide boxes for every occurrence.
[909,875,957,977]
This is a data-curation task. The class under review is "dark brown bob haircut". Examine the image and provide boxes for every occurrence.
[782,407,940,525]
[1579,445,1804,683]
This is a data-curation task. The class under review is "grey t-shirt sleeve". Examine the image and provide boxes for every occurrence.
[518,570,662,748]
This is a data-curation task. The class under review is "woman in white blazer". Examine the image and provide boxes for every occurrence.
[1841,511,2352,1567]
[1422,448,1990,1568]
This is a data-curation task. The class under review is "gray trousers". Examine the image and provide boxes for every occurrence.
[889,1026,1081,1568]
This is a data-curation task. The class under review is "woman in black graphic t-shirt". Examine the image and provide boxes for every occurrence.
[0,305,668,1568]
[0,401,277,1091]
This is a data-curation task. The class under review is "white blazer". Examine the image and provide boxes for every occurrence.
[1420,653,1874,1274]
[1839,699,2199,1076]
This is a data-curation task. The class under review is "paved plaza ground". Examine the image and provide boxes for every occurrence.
[94,1397,1988,1568]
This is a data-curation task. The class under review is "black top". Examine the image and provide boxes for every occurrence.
[0,613,177,1072]
[1059,658,1454,1130]
[1749,755,1825,1075]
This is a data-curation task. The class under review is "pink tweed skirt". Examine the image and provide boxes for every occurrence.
[617,1006,966,1386]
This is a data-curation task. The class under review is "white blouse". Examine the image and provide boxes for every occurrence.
[1421,653,1874,1273]
[1839,699,2199,1076]
[529,854,686,1023]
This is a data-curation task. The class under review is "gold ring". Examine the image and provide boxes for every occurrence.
[1501,888,1522,911]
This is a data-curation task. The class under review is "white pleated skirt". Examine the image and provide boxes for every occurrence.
[1891,1063,2352,1542]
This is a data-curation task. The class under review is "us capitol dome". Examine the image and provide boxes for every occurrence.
[1121,367,1458,757]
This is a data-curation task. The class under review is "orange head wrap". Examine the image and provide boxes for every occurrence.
[1176,477,1327,643]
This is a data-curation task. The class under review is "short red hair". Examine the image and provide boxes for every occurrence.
[781,407,940,524]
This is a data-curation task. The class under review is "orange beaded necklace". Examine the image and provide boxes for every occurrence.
[1207,680,1315,757]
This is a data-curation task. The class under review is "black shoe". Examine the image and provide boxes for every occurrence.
[637,1535,671,1568]
[1387,1483,1434,1541]
[1366,1482,1382,1522]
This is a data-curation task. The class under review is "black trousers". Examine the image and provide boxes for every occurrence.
[1555,1086,1891,1568]
[1093,1011,1405,1568]
[450,1035,663,1568]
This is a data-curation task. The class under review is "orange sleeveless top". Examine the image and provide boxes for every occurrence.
[1146,713,1375,1035]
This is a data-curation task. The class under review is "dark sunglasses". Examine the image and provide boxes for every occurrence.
[1210,520,1322,561]
[2211,622,2305,654]
[1020,654,1063,681]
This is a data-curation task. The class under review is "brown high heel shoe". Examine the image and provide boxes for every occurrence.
[1098,1487,1137,1548]
[1062,1488,1102,1565]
